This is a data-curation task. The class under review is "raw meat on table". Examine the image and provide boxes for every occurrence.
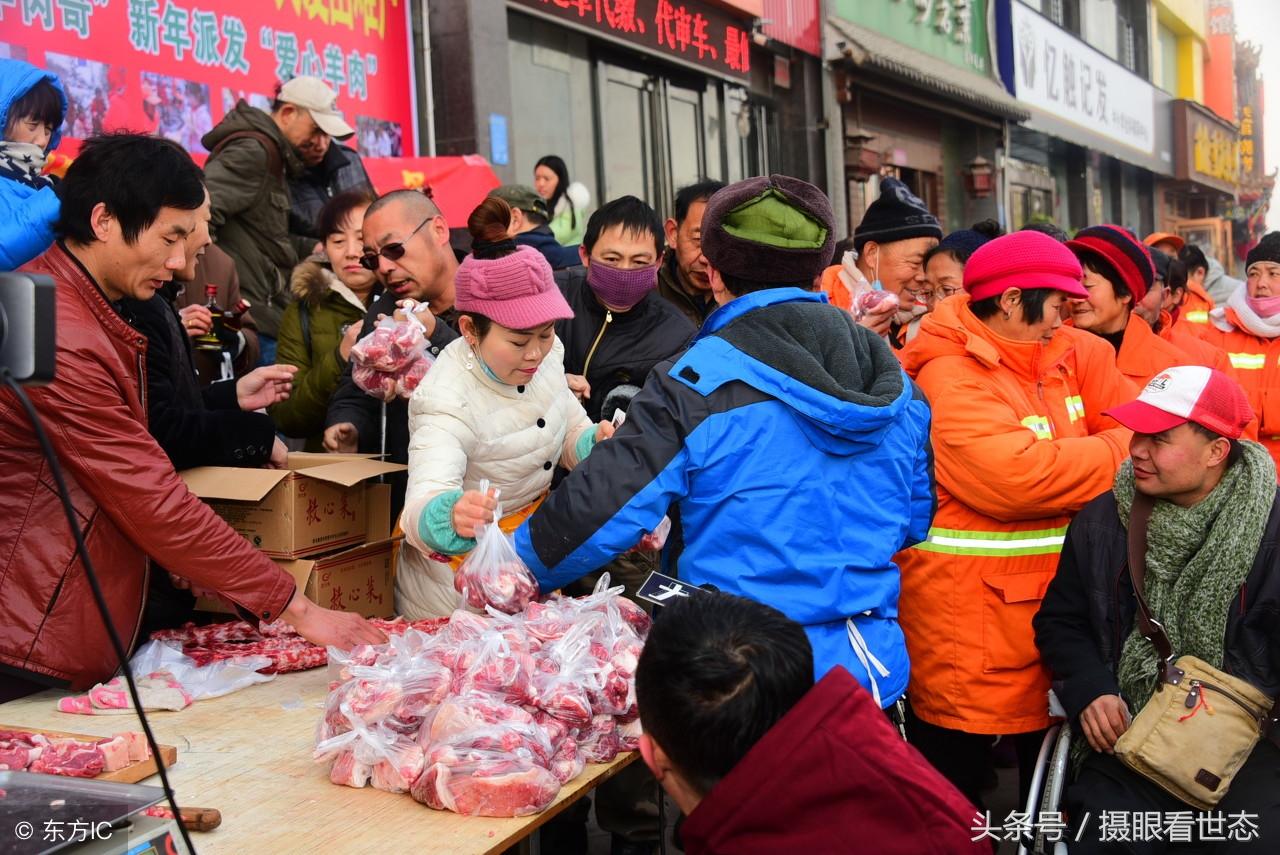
[29,739,105,778]
[411,753,560,817]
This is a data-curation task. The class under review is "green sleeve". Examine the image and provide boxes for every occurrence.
[419,490,477,555]
[268,303,341,439]
[204,140,267,227]
[574,427,598,462]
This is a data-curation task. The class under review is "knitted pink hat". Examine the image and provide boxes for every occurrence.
[455,245,573,330]
[963,231,1088,302]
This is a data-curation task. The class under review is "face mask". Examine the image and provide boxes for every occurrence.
[587,260,659,310]
[468,344,511,386]
[1247,293,1280,319]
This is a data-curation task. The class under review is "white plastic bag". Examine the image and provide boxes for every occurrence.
[453,480,538,614]
[128,640,275,701]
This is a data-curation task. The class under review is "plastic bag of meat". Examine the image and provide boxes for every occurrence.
[530,623,599,729]
[453,483,539,615]
[315,702,425,793]
[411,746,560,817]
[352,363,398,402]
[452,632,536,706]
[350,315,436,401]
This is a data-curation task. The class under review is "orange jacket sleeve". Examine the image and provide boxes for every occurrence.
[918,361,1129,523]
[1069,330,1139,435]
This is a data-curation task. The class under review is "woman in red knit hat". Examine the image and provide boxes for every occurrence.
[1066,224,1198,385]
[896,229,1136,810]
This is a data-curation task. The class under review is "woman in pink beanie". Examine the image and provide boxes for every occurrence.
[396,197,614,617]
[893,229,1138,809]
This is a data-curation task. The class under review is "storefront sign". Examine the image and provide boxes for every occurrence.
[1173,100,1240,194]
[0,0,417,156]
[1010,1,1155,157]
[833,0,990,74]
[1240,104,1258,177]
[509,0,752,80]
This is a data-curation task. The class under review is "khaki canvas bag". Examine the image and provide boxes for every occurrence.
[1113,494,1278,810]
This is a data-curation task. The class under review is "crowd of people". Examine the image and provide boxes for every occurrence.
[1,56,1278,854]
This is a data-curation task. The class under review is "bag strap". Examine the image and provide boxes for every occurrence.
[209,130,285,183]
[1126,493,1179,683]
[1130,495,1280,727]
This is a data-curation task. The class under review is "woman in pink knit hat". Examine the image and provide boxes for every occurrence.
[396,197,614,617]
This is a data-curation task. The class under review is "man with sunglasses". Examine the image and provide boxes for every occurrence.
[202,76,355,365]
[324,190,461,520]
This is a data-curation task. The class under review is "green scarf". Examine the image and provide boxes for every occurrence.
[1113,440,1275,712]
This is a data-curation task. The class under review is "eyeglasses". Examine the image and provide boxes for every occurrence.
[359,216,433,271]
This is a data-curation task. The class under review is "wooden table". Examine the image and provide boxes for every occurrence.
[0,669,637,854]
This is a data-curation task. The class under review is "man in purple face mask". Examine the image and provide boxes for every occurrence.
[553,195,695,423]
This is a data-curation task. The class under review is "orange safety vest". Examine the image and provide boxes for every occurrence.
[1197,311,1280,464]
[896,296,1135,734]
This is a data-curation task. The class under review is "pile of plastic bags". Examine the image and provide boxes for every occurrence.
[314,577,650,817]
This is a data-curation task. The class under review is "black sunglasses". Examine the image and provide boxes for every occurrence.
[360,215,433,271]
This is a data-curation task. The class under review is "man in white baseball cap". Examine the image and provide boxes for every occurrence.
[1035,365,1280,853]
[277,76,355,140]
[202,76,357,361]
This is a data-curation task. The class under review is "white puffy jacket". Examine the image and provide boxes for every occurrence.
[397,335,592,617]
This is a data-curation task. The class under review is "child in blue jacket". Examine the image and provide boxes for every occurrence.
[0,59,66,270]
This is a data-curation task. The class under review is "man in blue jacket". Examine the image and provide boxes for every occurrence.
[514,174,935,708]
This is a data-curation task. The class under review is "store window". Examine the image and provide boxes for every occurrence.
[1156,24,1179,93]
[1010,185,1054,231]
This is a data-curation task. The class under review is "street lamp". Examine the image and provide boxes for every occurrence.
[964,155,995,199]
[846,129,881,183]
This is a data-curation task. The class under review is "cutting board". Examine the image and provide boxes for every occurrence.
[1,725,177,785]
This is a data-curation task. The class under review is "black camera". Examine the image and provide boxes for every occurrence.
[0,272,57,385]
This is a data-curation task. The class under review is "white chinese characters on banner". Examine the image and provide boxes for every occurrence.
[1011,1,1156,156]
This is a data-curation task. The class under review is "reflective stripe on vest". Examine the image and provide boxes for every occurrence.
[1185,311,1210,324]
[914,525,1069,557]
[1020,415,1053,440]
[1065,395,1085,423]
[1228,352,1266,370]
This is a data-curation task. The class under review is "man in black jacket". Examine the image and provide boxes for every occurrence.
[120,191,297,635]
[121,192,294,471]
[289,138,374,250]
[1035,366,1280,853]
[323,190,460,520]
[557,195,694,423]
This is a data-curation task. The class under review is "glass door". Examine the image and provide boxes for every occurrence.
[596,62,659,205]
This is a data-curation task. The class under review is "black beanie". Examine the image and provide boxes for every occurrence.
[853,177,942,253]
[1246,232,1280,270]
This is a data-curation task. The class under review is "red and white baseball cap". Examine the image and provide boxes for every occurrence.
[1104,366,1254,439]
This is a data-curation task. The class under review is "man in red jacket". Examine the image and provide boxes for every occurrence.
[0,134,383,701]
[635,591,986,855]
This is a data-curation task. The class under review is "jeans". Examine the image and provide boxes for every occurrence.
[257,334,277,367]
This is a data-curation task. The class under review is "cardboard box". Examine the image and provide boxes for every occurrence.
[181,453,406,558]
[197,538,400,618]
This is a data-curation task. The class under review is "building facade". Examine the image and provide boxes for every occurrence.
[997,0,1171,237]
[428,0,825,222]
[825,0,1027,237]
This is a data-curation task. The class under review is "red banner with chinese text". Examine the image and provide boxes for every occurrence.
[510,0,753,80]
[0,0,417,157]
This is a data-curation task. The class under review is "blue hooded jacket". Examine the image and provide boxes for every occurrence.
[515,289,935,706]
[0,58,66,271]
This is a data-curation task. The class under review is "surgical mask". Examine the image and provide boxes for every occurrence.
[587,260,659,310]
[468,346,511,385]
[1247,293,1280,320]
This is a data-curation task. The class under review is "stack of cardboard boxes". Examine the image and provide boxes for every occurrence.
[181,453,407,619]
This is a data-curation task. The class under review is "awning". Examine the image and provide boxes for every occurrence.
[46,139,501,228]
[827,17,1029,123]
